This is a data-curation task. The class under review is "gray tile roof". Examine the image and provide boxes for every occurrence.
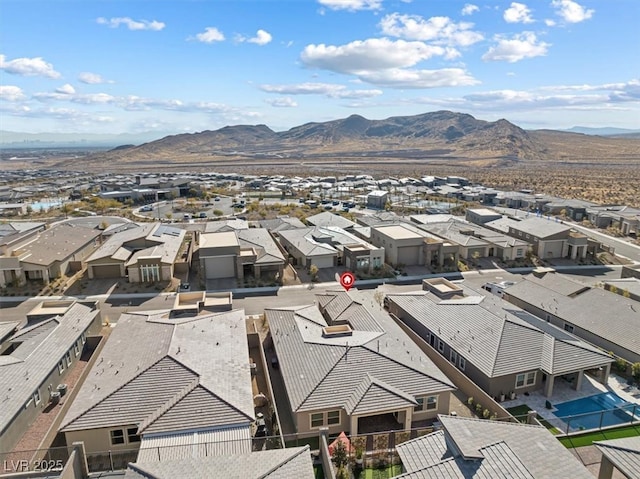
[0,321,19,341]
[61,309,254,435]
[524,273,589,297]
[389,290,611,378]
[204,219,249,233]
[306,211,357,230]
[19,223,101,266]
[0,302,99,435]
[594,437,640,479]
[278,227,338,257]
[395,415,593,479]
[125,445,314,479]
[266,292,454,414]
[86,222,184,266]
[237,228,286,265]
[346,374,417,415]
[509,216,571,238]
[258,216,307,232]
[505,279,640,359]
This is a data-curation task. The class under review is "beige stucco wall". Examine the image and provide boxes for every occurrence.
[64,425,141,455]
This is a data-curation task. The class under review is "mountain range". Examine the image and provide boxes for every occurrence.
[4,111,639,171]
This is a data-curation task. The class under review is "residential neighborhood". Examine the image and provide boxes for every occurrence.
[1,169,639,479]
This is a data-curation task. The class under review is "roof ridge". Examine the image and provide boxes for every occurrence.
[297,348,347,412]
[61,355,184,431]
[9,317,59,340]
[257,445,311,479]
[553,334,611,358]
[137,377,200,433]
[190,384,254,422]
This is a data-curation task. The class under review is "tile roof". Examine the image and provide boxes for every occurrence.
[258,216,307,232]
[125,445,314,479]
[395,415,593,479]
[60,309,253,435]
[594,437,640,479]
[508,216,571,238]
[19,223,101,266]
[237,228,286,265]
[388,289,611,378]
[306,211,357,230]
[278,227,338,257]
[0,302,99,435]
[505,278,640,359]
[266,291,454,414]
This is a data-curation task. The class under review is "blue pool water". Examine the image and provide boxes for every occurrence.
[30,200,62,210]
[554,392,638,430]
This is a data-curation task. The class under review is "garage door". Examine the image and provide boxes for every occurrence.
[309,255,335,269]
[397,246,420,266]
[205,256,235,279]
[91,264,122,278]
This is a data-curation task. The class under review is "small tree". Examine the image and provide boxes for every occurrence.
[632,362,640,385]
[332,440,349,472]
[309,264,319,282]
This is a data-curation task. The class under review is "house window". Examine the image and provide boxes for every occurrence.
[74,342,80,356]
[459,357,466,371]
[450,349,458,364]
[327,411,340,426]
[516,248,523,257]
[33,388,41,405]
[415,395,438,412]
[310,413,324,428]
[66,351,72,367]
[515,371,536,389]
[110,429,125,445]
[127,427,141,443]
[564,323,574,333]
[81,333,86,344]
[58,360,65,374]
[437,339,445,353]
[140,264,160,282]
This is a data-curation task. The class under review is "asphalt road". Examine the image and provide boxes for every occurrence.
[0,266,623,322]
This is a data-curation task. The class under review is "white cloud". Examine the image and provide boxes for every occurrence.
[551,0,594,23]
[0,85,25,101]
[317,0,383,11]
[265,97,298,107]
[544,19,556,26]
[96,17,165,31]
[301,38,447,73]
[379,13,483,47]
[55,84,76,95]
[0,54,61,78]
[503,3,534,23]
[78,72,109,84]
[356,68,479,89]
[260,82,383,99]
[461,4,479,15]
[482,32,550,62]
[193,27,225,43]
[237,29,273,46]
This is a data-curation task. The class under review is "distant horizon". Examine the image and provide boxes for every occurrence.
[2,1,639,135]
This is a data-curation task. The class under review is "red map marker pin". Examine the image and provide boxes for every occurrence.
[339,272,355,292]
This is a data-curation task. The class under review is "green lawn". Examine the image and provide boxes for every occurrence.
[354,465,403,479]
[558,425,640,448]
[506,404,562,435]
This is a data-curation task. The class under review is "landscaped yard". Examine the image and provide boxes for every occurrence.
[354,465,403,479]
[558,424,640,448]
[506,404,562,435]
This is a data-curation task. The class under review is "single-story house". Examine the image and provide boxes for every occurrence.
[199,228,286,282]
[503,274,640,363]
[16,223,101,283]
[265,290,455,438]
[0,300,102,453]
[387,278,613,399]
[370,223,459,269]
[85,223,186,283]
[394,414,593,478]
[59,309,254,456]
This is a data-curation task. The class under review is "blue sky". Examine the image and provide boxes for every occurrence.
[1,0,638,135]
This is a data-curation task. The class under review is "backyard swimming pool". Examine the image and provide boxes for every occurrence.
[554,392,638,430]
